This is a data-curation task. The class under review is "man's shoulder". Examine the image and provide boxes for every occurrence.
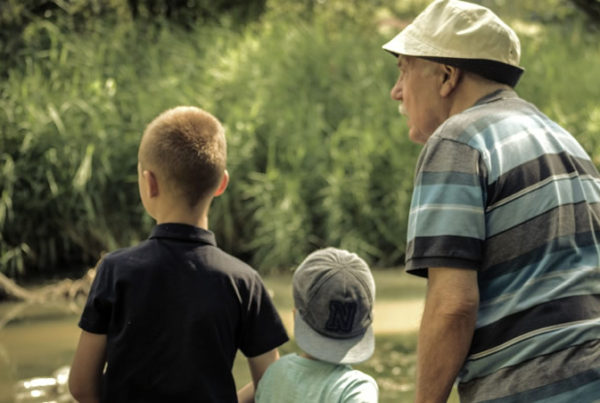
[435,92,537,145]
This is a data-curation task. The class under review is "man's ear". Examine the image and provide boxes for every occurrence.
[214,170,229,197]
[440,64,461,97]
[143,169,160,198]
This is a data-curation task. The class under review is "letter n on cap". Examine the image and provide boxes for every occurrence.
[325,301,357,334]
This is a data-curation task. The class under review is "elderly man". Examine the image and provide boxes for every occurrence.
[383,0,600,402]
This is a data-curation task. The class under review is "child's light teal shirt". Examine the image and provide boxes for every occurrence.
[255,353,378,403]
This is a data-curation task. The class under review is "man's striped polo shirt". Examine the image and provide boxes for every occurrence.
[405,89,600,402]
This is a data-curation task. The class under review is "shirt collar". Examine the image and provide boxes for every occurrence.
[149,223,217,246]
[473,88,518,107]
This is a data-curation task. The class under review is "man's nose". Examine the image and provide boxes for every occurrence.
[390,78,402,101]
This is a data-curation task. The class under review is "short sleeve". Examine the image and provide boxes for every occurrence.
[239,272,289,357]
[341,372,379,403]
[406,137,487,277]
[78,258,113,334]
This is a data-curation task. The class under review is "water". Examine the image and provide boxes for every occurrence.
[0,302,253,403]
[0,303,79,402]
[0,273,439,402]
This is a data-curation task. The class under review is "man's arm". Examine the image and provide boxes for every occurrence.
[68,330,107,403]
[414,267,479,403]
[237,348,280,403]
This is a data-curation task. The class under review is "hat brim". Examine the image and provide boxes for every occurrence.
[382,29,440,58]
[294,310,374,365]
[382,34,524,87]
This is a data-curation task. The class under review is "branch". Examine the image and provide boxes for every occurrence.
[0,271,37,301]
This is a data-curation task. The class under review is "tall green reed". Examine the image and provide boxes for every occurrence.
[204,9,418,271]
[1,0,599,276]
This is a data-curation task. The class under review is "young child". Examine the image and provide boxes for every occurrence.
[68,106,289,403]
[255,247,379,402]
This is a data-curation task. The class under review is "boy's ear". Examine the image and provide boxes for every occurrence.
[440,64,461,97]
[214,170,229,197]
[143,169,160,198]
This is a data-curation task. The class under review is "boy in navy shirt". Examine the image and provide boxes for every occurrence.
[69,106,288,403]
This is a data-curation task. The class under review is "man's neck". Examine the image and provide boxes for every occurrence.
[448,76,510,117]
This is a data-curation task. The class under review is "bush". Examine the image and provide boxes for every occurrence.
[1,0,599,277]
[204,10,418,271]
[0,0,267,75]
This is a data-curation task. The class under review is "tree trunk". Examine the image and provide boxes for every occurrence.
[570,0,600,22]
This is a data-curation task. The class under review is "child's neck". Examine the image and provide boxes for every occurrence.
[152,199,210,230]
[155,214,209,230]
[300,352,317,361]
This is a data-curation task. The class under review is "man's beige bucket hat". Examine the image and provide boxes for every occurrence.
[382,0,525,86]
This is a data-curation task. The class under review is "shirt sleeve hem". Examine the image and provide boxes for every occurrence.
[406,257,480,277]
[242,333,290,358]
[78,319,108,334]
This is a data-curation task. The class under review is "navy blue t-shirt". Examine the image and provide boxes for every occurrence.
[79,223,289,402]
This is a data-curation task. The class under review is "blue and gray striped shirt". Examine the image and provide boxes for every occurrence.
[406,89,600,402]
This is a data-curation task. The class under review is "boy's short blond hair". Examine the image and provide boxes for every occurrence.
[139,106,226,207]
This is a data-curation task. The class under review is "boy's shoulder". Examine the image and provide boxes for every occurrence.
[270,354,369,377]
[258,354,378,401]
[98,224,259,280]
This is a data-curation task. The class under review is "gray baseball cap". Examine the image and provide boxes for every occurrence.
[293,248,375,364]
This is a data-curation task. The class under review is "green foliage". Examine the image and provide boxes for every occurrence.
[569,0,600,24]
[480,0,580,22]
[514,16,600,161]
[1,0,600,277]
[0,0,266,74]
[0,0,127,73]
[204,11,417,271]
[0,20,150,276]
[127,0,266,27]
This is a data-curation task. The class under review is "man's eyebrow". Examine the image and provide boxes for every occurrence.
[397,55,407,68]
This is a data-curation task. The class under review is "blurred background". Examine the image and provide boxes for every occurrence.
[0,0,599,401]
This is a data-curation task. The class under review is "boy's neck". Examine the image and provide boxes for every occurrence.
[300,352,318,361]
[155,214,209,230]
[151,199,211,230]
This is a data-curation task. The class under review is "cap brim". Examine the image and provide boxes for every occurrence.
[294,311,374,365]
[382,30,436,58]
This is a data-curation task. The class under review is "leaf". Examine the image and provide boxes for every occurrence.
[73,144,94,191]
